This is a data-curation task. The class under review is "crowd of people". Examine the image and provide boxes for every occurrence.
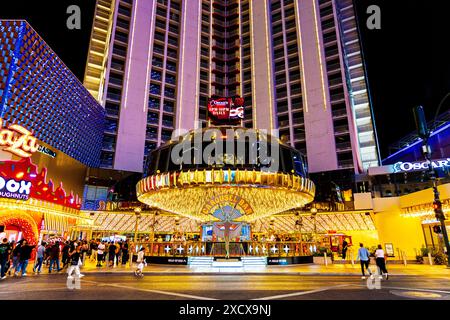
[0,238,132,280]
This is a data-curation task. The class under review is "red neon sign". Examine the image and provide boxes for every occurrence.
[0,157,81,209]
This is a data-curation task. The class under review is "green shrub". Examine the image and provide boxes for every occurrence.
[431,248,448,265]
[416,255,424,263]
[312,246,332,257]
[420,246,430,257]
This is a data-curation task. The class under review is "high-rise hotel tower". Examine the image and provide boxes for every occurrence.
[83,0,380,174]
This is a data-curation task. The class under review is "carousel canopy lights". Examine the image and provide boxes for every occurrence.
[137,127,315,222]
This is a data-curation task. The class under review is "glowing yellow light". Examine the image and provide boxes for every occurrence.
[0,119,39,157]
[137,170,314,223]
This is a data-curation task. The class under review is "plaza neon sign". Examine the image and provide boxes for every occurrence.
[0,176,31,200]
[393,158,450,173]
[0,119,39,157]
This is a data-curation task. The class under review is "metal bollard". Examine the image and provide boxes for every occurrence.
[350,249,354,266]
[402,250,407,267]
[324,252,328,267]
[428,252,433,265]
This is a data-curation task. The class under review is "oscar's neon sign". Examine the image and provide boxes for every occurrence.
[0,119,39,157]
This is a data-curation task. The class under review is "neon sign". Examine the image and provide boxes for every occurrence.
[0,177,31,200]
[393,158,450,173]
[0,157,81,209]
[0,119,39,157]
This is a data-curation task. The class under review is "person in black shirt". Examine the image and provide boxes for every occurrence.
[67,243,84,289]
[121,240,129,265]
[16,240,35,277]
[342,240,349,260]
[61,241,71,269]
[0,238,12,279]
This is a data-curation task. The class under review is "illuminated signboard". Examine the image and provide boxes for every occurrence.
[0,119,39,157]
[0,157,81,209]
[207,97,244,125]
[0,177,31,200]
[393,158,450,173]
[37,145,57,158]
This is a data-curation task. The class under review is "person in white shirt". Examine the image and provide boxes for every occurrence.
[375,244,388,280]
[96,241,105,267]
[134,247,146,277]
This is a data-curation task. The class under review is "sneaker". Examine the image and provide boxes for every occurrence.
[378,275,383,280]
[22,273,27,277]
[369,274,374,279]
[361,276,366,280]
[79,274,85,278]
[385,273,389,280]
[1,276,6,280]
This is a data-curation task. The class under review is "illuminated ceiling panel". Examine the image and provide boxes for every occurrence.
[88,210,376,234]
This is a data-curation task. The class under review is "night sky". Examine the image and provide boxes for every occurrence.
[1,0,449,159]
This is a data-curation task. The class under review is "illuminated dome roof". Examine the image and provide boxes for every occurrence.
[137,127,315,222]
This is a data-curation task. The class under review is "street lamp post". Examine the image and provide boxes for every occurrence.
[414,106,450,267]
[310,207,318,251]
[134,207,142,243]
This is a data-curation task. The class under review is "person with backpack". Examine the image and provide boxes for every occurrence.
[356,243,373,280]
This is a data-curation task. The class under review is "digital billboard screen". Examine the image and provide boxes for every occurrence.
[207,97,244,125]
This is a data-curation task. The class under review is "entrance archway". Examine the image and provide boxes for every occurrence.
[0,211,39,245]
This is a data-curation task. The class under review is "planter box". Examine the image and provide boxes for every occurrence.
[313,256,333,265]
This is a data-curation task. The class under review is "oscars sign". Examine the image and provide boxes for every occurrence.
[0,118,39,157]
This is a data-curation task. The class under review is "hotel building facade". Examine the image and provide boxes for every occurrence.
[84,0,380,174]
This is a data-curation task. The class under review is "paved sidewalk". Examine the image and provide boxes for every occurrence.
[18,259,450,277]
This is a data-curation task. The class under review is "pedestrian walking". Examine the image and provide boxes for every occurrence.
[0,238,12,279]
[356,243,373,279]
[16,240,35,277]
[342,240,348,260]
[96,241,105,267]
[33,241,46,273]
[90,240,98,262]
[81,240,89,266]
[11,240,20,275]
[134,247,146,277]
[61,241,71,269]
[108,242,116,267]
[121,240,129,266]
[48,241,62,273]
[67,244,84,284]
[375,244,389,280]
